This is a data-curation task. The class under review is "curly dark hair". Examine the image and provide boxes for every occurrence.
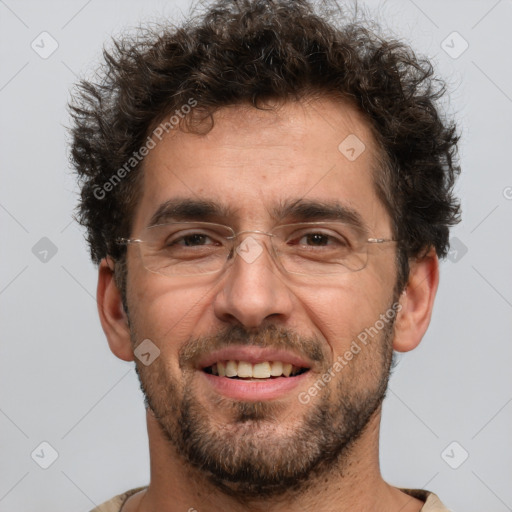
[69,0,460,292]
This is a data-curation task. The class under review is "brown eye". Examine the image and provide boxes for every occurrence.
[164,231,221,248]
[302,233,330,246]
[177,234,212,246]
[293,232,348,248]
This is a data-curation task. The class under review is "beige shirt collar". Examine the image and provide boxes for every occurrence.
[91,487,451,512]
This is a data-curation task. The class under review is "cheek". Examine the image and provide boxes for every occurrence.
[127,271,212,363]
[295,270,395,357]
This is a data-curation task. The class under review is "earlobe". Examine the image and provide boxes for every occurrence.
[97,258,134,361]
[393,248,439,353]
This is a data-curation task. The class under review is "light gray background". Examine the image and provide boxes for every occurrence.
[1,0,511,511]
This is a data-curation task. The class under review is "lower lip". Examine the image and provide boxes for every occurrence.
[200,371,310,401]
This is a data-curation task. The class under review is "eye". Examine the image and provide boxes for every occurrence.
[292,230,349,248]
[299,233,338,247]
[173,233,215,247]
[166,231,221,248]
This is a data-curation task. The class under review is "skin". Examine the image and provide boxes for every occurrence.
[97,97,439,512]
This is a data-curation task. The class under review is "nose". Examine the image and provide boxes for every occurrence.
[212,234,294,329]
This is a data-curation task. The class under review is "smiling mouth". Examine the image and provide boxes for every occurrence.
[203,360,310,379]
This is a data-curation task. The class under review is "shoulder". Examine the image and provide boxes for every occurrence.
[401,489,451,512]
[89,487,148,512]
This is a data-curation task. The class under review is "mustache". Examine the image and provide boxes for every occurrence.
[179,324,326,368]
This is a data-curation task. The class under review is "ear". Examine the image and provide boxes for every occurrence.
[97,258,134,361]
[393,247,439,353]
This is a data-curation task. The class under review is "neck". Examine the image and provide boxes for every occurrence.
[124,408,423,512]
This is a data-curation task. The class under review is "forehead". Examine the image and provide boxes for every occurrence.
[133,97,390,234]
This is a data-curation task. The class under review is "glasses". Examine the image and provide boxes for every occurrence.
[116,221,398,277]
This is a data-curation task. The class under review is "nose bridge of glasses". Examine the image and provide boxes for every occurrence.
[228,229,276,251]
[231,229,276,239]
[227,229,281,269]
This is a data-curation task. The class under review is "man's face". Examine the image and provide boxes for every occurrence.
[124,98,399,496]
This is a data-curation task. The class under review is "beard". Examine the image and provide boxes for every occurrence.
[133,308,396,500]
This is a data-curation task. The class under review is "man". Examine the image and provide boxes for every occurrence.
[69,0,461,510]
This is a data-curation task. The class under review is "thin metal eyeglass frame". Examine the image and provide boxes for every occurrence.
[115,221,399,276]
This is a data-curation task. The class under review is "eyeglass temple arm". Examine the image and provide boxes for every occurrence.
[367,238,398,244]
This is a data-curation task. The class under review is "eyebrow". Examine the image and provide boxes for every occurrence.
[148,198,238,227]
[274,198,368,231]
[147,198,368,232]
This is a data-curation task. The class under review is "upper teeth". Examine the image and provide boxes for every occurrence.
[210,360,302,378]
